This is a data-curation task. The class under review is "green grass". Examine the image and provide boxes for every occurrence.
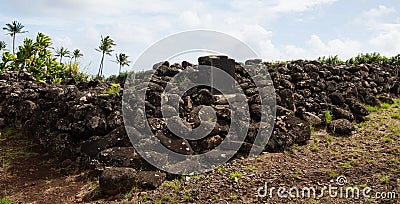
[367,102,392,112]
[93,187,102,197]
[325,135,333,145]
[328,170,339,179]
[0,156,10,172]
[367,105,380,112]
[191,174,202,180]
[384,137,393,143]
[217,166,224,174]
[141,195,147,202]
[4,128,15,137]
[380,176,390,184]
[392,113,400,119]
[283,149,292,156]
[124,190,133,200]
[291,170,302,179]
[311,143,320,152]
[309,122,315,135]
[380,103,390,109]
[324,110,333,124]
[246,165,258,173]
[310,138,320,152]
[230,193,238,200]
[163,180,182,191]
[339,161,352,169]
[388,122,399,133]
[17,150,38,158]
[182,194,190,201]
[0,197,11,204]
[229,171,244,181]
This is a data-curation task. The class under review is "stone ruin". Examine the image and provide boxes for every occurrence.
[0,55,399,195]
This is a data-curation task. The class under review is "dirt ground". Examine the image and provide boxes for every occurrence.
[1,99,399,204]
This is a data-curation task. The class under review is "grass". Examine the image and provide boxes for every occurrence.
[309,122,315,134]
[384,137,393,143]
[230,193,238,200]
[324,110,333,124]
[339,161,352,169]
[328,170,339,179]
[367,102,392,112]
[124,190,133,200]
[380,103,390,109]
[325,134,333,145]
[141,195,147,202]
[217,166,224,174]
[380,176,390,184]
[310,138,320,152]
[93,187,102,197]
[392,113,400,119]
[283,149,292,156]
[162,195,172,202]
[163,180,182,191]
[246,165,258,173]
[367,105,379,112]
[229,171,244,182]
[182,194,190,201]
[291,170,302,179]
[17,150,38,158]
[0,197,11,204]
[4,128,15,137]
[311,142,320,152]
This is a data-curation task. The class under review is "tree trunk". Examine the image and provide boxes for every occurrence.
[119,64,122,74]
[12,34,16,55]
[98,52,105,77]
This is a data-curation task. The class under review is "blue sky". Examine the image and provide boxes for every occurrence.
[1,0,399,76]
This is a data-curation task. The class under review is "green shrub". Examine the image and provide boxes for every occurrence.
[105,83,121,96]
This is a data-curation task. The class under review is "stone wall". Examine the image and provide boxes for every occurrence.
[0,56,399,173]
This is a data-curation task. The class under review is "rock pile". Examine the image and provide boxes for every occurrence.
[0,56,398,195]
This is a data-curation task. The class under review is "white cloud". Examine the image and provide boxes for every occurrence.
[369,24,400,56]
[284,35,361,60]
[354,5,400,56]
[271,0,337,13]
[364,5,395,18]
[180,11,201,27]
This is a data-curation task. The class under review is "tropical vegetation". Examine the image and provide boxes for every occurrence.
[0,21,130,84]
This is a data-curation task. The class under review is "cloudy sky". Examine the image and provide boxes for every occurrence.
[1,0,399,76]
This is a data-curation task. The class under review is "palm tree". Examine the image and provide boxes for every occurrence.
[0,41,6,51]
[72,49,83,63]
[96,35,116,77]
[54,46,70,63]
[3,21,28,54]
[113,53,131,74]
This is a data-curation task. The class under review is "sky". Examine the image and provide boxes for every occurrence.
[0,0,399,76]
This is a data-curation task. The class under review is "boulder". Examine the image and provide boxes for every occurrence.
[99,167,136,195]
[135,171,166,189]
[328,119,355,135]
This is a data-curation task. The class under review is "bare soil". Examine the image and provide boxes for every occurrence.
[1,99,399,204]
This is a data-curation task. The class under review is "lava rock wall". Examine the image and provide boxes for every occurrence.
[0,57,399,170]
